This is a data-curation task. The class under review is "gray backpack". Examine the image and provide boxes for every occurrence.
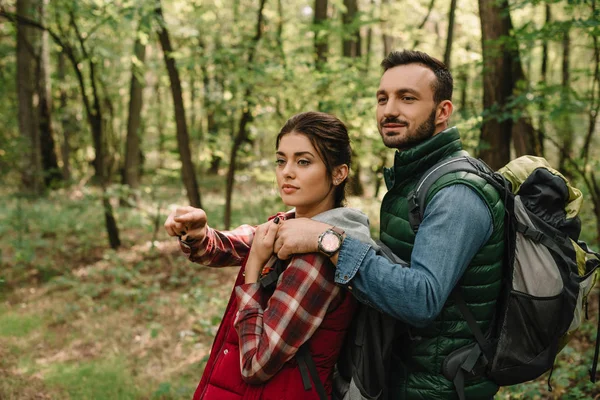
[408,155,600,399]
[332,241,406,400]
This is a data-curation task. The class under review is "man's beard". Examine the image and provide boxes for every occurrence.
[380,109,437,150]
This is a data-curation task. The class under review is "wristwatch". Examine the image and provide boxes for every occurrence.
[317,226,345,257]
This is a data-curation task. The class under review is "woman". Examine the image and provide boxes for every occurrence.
[164,111,376,400]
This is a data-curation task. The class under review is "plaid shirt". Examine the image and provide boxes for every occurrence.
[181,212,341,383]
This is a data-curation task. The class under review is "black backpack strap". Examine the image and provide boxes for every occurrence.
[447,289,492,400]
[452,289,492,362]
[580,243,600,382]
[260,258,328,399]
[407,156,490,233]
[297,343,328,400]
[590,290,600,383]
[259,258,286,289]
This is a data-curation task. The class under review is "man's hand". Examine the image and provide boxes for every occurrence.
[274,219,331,259]
[164,206,208,244]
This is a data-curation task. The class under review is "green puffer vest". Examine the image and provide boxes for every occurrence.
[380,127,505,400]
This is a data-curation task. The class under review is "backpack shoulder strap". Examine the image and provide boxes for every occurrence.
[407,156,497,233]
[297,343,328,400]
[260,259,328,399]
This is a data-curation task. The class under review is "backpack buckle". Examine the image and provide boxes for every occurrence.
[518,223,544,243]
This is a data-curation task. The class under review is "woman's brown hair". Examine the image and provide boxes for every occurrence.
[276,111,352,208]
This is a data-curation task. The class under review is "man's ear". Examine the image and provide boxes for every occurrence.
[332,164,349,185]
[436,100,454,125]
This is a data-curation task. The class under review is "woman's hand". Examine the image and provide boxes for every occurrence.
[244,218,281,283]
[164,206,208,244]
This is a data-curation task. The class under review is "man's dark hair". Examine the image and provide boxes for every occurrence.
[381,50,453,104]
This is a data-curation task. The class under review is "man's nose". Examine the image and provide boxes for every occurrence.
[383,98,400,118]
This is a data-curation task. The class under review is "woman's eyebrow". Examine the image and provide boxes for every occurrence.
[276,151,315,157]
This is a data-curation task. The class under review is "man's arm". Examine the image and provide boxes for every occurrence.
[275,185,493,326]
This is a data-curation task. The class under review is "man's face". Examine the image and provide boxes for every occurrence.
[376,64,440,150]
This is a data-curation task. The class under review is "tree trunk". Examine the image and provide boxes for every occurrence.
[156,3,202,208]
[537,3,551,157]
[277,0,286,67]
[342,0,360,58]
[16,0,44,194]
[413,0,436,49]
[443,0,457,69]
[156,81,166,170]
[478,0,513,170]
[558,25,573,175]
[381,0,393,56]
[123,26,146,191]
[37,0,60,187]
[364,0,375,71]
[199,37,221,176]
[224,0,266,229]
[57,51,71,181]
[314,0,329,70]
[341,0,364,196]
[6,6,121,247]
[507,10,539,158]
[348,151,364,196]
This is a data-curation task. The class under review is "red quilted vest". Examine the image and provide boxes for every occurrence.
[193,258,356,400]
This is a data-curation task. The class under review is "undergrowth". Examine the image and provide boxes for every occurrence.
[0,178,598,399]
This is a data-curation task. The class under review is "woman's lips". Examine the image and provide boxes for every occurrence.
[282,185,299,194]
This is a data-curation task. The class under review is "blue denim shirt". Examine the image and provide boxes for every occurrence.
[335,184,493,327]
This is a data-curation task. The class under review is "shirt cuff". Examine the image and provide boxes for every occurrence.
[179,235,210,257]
[334,236,371,285]
[235,283,264,310]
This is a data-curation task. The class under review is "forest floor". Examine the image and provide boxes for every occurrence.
[0,181,598,399]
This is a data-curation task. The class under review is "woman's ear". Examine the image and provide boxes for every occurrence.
[332,164,349,185]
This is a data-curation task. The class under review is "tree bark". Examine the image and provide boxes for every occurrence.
[57,51,71,182]
[37,0,60,187]
[341,0,364,196]
[156,2,202,208]
[342,0,361,58]
[155,81,166,170]
[16,0,44,194]
[123,25,146,191]
[558,25,573,174]
[478,0,513,170]
[537,2,551,156]
[381,0,393,56]
[199,37,222,176]
[224,0,266,229]
[314,0,328,70]
[507,10,539,158]
[443,0,457,69]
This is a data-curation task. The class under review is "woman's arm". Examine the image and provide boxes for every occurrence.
[182,224,256,267]
[233,253,339,384]
[165,205,258,267]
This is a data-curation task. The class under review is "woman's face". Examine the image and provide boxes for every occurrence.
[276,132,335,218]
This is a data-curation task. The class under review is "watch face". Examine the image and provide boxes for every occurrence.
[321,232,340,252]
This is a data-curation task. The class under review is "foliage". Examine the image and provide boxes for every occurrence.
[0,0,599,398]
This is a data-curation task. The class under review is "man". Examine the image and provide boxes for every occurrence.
[273,50,505,399]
